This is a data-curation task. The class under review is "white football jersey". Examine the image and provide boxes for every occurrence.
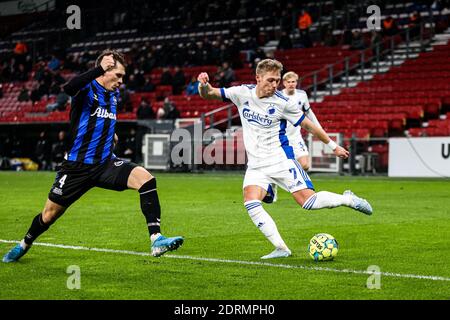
[282,89,317,147]
[221,85,305,168]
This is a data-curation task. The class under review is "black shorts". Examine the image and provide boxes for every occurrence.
[48,158,139,208]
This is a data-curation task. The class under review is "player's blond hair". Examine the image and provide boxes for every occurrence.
[256,59,283,75]
[283,71,299,81]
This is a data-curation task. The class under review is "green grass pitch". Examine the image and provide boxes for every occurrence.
[0,171,449,300]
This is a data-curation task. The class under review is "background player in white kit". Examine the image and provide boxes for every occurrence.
[263,71,323,203]
[197,59,372,259]
[283,71,320,171]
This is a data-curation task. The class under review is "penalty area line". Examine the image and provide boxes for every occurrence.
[1,239,449,282]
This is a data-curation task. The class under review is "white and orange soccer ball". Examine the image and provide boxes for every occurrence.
[308,233,339,261]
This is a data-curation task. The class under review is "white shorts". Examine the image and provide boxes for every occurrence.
[243,159,314,194]
[292,138,309,160]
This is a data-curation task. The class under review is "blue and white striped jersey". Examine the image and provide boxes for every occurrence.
[66,79,119,164]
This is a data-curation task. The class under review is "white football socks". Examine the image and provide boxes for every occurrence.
[150,233,161,244]
[20,239,30,249]
[302,191,352,210]
[244,200,288,250]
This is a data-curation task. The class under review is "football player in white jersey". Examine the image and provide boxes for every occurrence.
[263,71,322,203]
[282,71,320,170]
[197,59,372,259]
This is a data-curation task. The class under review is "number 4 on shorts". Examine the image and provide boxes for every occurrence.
[58,174,67,188]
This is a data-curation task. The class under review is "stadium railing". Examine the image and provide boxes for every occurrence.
[299,22,434,102]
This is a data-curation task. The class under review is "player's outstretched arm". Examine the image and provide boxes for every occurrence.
[197,72,222,101]
[63,55,115,96]
[305,108,322,129]
[300,117,349,159]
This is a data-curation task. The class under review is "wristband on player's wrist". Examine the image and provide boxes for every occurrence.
[326,139,338,151]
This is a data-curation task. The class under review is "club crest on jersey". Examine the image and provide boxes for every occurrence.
[242,108,272,127]
[267,104,276,115]
[91,107,116,119]
[298,101,306,111]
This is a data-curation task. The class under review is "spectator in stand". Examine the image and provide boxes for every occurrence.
[228,36,243,69]
[193,41,211,66]
[277,30,293,50]
[18,86,30,102]
[370,30,383,56]
[35,131,51,170]
[217,42,231,65]
[236,2,247,18]
[0,134,11,169]
[186,76,199,96]
[37,80,49,99]
[157,97,180,120]
[51,131,68,170]
[13,41,28,66]
[249,22,261,43]
[0,83,3,99]
[136,98,155,120]
[297,9,313,48]
[53,71,66,86]
[134,70,146,90]
[142,52,157,73]
[215,61,235,88]
[350,30,366,50]
[47,55,60,71]
[172,66,186,95]
[49,81,62,96]
[210,40,222,65]
[382,16,399,37]
[408,10,422,38]
[63,54,78,72]
[160,67,173,86]
[13,64,28,82]
[140,78,155,92]
[24,54,33,73]
[40,68,53,88]
[250,47,268,69]
[30,83,41,103]
[117,84,133,113]
[342,26,353,46]
[10,135,24,158]
[431,0,443,10]
[322,26,338,47]
[126,74,139,92]
[0,62,7,82]
[280,8,294,34]
[33,61,47,82]
[14,41,28,56]
[46,91,70,112]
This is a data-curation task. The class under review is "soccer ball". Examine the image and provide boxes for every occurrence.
[308,233,339,261]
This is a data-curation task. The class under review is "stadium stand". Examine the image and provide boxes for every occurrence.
[311,41,450,140]
[0,0,449,172]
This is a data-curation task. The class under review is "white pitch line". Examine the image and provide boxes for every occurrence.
[1,239,450,282]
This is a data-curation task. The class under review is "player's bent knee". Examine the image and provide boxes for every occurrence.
[137,166,153,180]
[243,186,266,203]
[292,189,315,208]
[128,166,154,190]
